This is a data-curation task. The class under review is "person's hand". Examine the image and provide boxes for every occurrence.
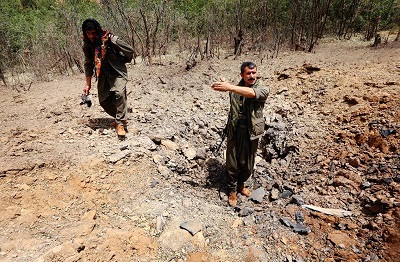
[109,33,118,42]
[211,78,230,92]
[83,85,91,95]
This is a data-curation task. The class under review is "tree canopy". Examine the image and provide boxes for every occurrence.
[1,0,399,84]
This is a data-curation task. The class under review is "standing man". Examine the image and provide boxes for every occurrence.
[211,62,269,206]
[82,18,134,137]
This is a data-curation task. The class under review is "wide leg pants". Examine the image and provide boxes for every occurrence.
[97,73,128,125]
[225,126,259,193]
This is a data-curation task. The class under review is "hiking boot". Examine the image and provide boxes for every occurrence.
[116,125,126,137]
[228,192,237,207]
[111,120,128,129]
[238,184,251,197]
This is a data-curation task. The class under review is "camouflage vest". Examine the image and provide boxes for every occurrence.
[227,79,265,140]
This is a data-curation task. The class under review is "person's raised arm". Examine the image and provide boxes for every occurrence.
[211,79,255,98]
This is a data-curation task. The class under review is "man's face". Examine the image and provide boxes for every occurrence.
[240,66,257,87]
[86,29,98,43]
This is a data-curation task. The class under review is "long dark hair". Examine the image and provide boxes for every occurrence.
[82,19,102,43]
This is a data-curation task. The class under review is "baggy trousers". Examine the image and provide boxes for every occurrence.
[97,73,128,125]
[226,125,259,193]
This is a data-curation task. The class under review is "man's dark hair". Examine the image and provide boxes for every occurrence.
[82,19,102,42]
[240,61,256,73]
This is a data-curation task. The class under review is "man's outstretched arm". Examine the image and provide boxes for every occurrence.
[211,79,255,98]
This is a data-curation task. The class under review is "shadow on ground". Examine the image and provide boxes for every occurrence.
[86,117,115,130]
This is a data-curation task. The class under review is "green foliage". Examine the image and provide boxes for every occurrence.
[0,0,104,79]
[1,0,399,83]
[173,0,212,34]
[0,0,58,69]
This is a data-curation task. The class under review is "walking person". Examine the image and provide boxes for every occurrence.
[82,18,134,137]
[211,62,269,206]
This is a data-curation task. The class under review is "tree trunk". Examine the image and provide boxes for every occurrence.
[234,29,243,57]
[115,0,137,63]
[140,9,152,65]
[0,68,6,86]
[308,0,331,52]
[395,28,400,41]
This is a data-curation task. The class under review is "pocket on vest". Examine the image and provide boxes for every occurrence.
[251,117,265,139]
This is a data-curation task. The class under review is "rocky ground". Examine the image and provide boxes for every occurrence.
[0,37,399,262]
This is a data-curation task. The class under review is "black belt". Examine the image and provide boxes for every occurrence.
[237,118,247,125]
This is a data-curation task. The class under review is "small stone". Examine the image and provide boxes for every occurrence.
[383,177,394,184]
[183,147,196,160]
[151,137,161,145]
[295,211,305,223]
[291,195,305,205]
[150,179,160,188]
[180,220,202,236]
[351,245,361,253]
[119,144,129,150]
[348,157,361,168]
[108,150,131,163]
[196,148,207,160]
[279,190,293,199]
[270,188,280,200]
[238,206,254,217]
[161,140,179,151]
[345,222,359,230]
[250,187,265,203]
[361,181,371,189]
[156,215,165,232]
[293,223,311,235]
[281,236,288,245]
[158,165,170,177]
[272,232,279,240]
[231,218,243,228]
[327,230,357,248]
[153,154,164,164]
[280,217,297,228]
